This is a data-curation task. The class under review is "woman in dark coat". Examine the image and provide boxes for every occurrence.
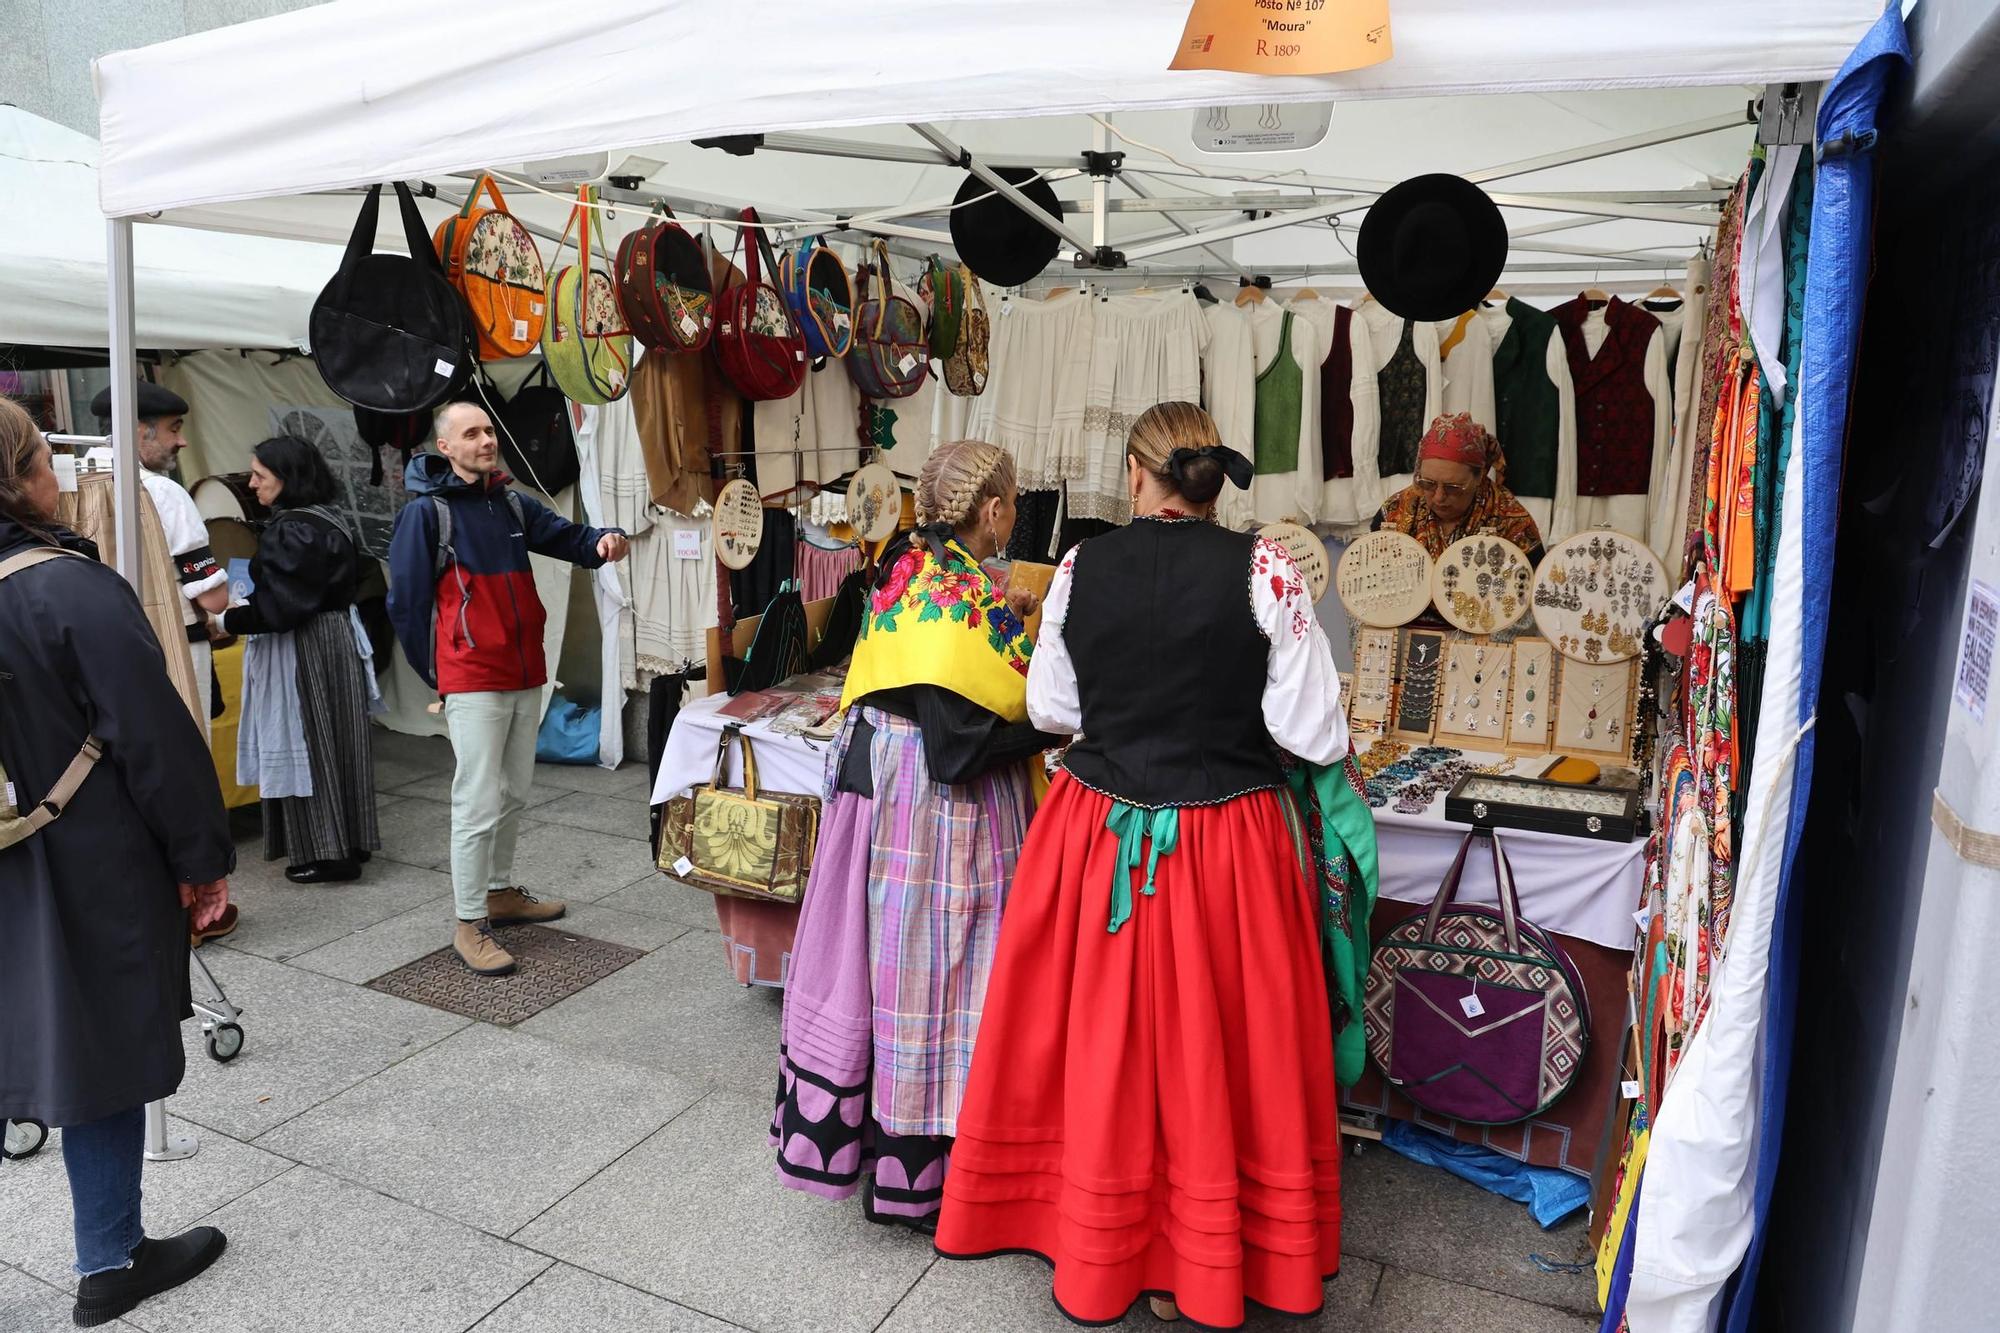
[0,397,235,1326]
[221,434,378,883]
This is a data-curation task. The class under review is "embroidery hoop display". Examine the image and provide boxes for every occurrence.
[1258,520,1331,603]
[712,479,765,571]
[1435,637,1512,749]
[1432,535,1533,635]
[1532,530,1668,664]
[1508,637,1556,752]
[1393,628,1446,741]
[1553,658,1639,757]
[846,463,902,543]
[1338,530,1435,627]
[1350,626,1399,734]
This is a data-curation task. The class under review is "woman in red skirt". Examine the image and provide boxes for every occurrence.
[935,402,1351,1328]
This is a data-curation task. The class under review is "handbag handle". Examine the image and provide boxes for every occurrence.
[1488,831,1524,953]
[341,182,443,278]
[1420,830,1522,954]
[712,723,761,800]
[459,173,507,220]
[871,240,894,343]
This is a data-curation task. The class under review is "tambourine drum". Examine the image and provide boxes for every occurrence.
[192,474,269,564]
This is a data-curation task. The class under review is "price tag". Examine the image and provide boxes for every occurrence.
[4,781,14,808]
[433,359,456,379]
[673,528,702,560]
[512,319,530,342]
[1621,1080,1643,1101]
[1633,906,1654,932]
[1459,993,1485,1019]
[532,301,546,316]
[679,314,699,339]
[897,353,919,375]
[671,856,694,878]
[609,368,626,392]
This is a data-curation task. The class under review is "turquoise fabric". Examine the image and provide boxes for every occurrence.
[1285,756,1381,1087]
[1104,802,1180,933]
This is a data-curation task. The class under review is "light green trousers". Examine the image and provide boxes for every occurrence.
[442,689,542,920]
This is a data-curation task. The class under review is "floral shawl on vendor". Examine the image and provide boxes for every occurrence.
[1375,413,1545,561]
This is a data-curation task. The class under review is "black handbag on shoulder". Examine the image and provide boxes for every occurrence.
[310,183,472,414]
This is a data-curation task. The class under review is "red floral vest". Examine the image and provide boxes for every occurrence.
[1553,295,1662,497]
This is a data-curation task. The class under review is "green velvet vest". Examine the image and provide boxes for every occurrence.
[1491,299,1562,499]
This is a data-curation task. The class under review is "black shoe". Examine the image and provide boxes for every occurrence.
[286,859,361,884]
[351,850,373,864]
[73,1227,227,1327]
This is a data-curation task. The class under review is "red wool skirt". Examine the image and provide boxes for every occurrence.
[934,774,1342,1329]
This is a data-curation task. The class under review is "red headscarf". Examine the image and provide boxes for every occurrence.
[1417,412,1497,472]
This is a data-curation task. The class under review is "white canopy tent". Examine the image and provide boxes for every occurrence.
[0,106,335,351]
[81,5,1886,1330]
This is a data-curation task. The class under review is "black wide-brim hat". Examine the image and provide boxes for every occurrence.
[950,167,1066,289]
[1357,174,1509,322]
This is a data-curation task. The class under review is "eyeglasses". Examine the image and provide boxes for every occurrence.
[1413,477,1474,499]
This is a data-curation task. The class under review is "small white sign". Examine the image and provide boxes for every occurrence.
[671,856,694,878]
[532,301,546,316]
[1621,1080,1643,1101]
[433,359,456,379]
[1632,906,1654,932]
[897,353,918,375]
[673,528,702,560]
[512,319,530,342]
[679,314,699,339]
[1956,580,2000,723]
[3,781,14,808]
[1459,993,1485,1019]
[51,454,77,493]
[608,368,626,392]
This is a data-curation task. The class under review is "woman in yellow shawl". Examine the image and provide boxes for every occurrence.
[773,441,1058,1231]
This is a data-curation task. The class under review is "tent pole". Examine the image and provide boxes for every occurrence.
[1091,118,1110,256]
[907,123,1099,257]
[1464,111,1747,183]
[1117,175,1252,280]
[105,217,141,590]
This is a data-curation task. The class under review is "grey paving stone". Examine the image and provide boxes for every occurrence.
[256,1025,699,1237]
[214,857,456,963]
[0,1116,291,1294]
[888,1252,1384,1331]
[387,771,568,811]
[528,759,654,798]
[1340,1145,1598,1314]
[169,951,467,1141]
[517,932,781,1095]
[129,1167,548,1333]
[515,1092,932,1333]
[1371,1267,1600,1332]
[498,819,670,904]
[370,794,457,870]
[592,875,728,936]
[532,790,655,840]
[371,727,458,777]
[554,903,694,954]
[469,1262,743,1332]
[0,1264,140,1332]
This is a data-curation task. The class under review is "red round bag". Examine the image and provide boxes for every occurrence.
[714,207,807,401]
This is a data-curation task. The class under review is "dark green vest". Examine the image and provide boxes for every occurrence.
[1491,299,1562,498]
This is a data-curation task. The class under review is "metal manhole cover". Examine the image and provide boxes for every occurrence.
[365,925,645,1026]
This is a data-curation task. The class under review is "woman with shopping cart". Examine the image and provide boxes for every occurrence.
[0,396,236,1328]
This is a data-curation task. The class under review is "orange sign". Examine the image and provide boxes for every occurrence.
[1171,0,1392,76]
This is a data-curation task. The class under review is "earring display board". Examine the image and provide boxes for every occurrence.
[1531,530,1669,664]
[1259,520,1331,603]
[1508,637,1556,752]
[846,463,903,542]
[1350,626,1399,733]
[1392,627,1445,741]
[1553,658,1640,757]
[1434,636,1512,749]
[1432,535,1533,635]
[1337,530,1434,628]
[713,478,765,571]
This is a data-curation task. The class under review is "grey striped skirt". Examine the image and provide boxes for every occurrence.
[264,610,380,866]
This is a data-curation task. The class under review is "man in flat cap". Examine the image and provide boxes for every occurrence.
[91,382,230,739]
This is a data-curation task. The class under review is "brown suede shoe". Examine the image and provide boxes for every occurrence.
[453,919,517,976]
[486,887,566,925]
[189,903,239,950]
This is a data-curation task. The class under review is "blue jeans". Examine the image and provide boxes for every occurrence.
[62,1106,145,1276]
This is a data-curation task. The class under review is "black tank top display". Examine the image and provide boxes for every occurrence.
[1060,519,1278,809]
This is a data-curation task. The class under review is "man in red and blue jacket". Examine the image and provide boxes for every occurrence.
[388,402,628,977]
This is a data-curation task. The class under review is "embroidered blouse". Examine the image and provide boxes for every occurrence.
[1026,526,1347,767]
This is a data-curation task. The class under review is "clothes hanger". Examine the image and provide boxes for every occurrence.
[1294,287,1321,302]
[1583,273,1610,307]
[1644,269,1683,303]
[1483,286,1510,308]
[1235,276,1269,306]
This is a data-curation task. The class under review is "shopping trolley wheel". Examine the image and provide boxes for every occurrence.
[3,1118,48,1160]
[206,1023,245,1064]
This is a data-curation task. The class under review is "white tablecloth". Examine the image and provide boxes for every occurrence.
[652,691,831,804]
[652,704,1644,951]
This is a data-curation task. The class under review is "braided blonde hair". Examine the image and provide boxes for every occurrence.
[914,440,1015,530]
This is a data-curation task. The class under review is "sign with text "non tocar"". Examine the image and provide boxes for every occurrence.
[1171,0,1392,75]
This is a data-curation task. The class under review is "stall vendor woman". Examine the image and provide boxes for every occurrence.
[1374,412,1545,562]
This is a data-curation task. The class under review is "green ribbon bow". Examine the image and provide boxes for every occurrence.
[1105,802,1180,933]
